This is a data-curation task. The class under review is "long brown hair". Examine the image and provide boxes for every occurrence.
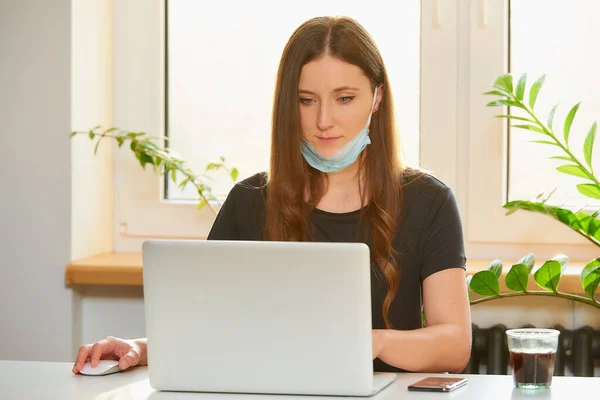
[264,16,406,329]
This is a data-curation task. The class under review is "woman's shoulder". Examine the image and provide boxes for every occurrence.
[226,171,268,203]
[400,167,453,200]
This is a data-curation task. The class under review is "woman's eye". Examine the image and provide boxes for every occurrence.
[338,96,355,104]
[299,98,314,105]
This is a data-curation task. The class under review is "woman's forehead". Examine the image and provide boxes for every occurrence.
[298,56,369,92]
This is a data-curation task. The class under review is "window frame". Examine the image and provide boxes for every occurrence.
[461,0,596,252]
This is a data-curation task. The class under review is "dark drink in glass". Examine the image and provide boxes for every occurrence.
[506,329,560,389]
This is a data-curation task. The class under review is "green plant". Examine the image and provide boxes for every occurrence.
[71,126,238,216]
[466,73,600,310]
[467,254,599,310]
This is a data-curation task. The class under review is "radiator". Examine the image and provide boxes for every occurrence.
[462,324,600,377]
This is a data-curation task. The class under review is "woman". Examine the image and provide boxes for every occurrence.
[73,16,471,375]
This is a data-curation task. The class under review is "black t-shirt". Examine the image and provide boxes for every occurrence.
[206,171,467,372]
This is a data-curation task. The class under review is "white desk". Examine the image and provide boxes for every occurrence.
[0,360,597,399]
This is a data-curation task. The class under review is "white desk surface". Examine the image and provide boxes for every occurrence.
[0,360,598,399]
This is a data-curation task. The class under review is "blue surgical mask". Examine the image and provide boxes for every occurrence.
[301,86,379,173]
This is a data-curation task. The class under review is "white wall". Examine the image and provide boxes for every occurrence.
[79,286,145,345]
[71,0,114,261]
[0,0,76,362]
[0,0,119,362]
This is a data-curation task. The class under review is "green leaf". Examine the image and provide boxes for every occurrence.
[583,121,597,170]
[487,100,520,108]
[94,136,103,155]
[170,168,177,183]
[577,183,600,199]
[484,90,512,97]
[556,164,589,179]
[534,256,568,293]
[116,136,125,147]
[547,103,559,130]
[505,264,530,293]
[92,125,101,131]
[488,260,503,280]
[529,75,546,110]
[138,152,153,169]
[504,200,546,213]
[495,115,536,123]
[576,211,600,241]
[105,127,119,133]
[517,253,536,272]
[88,130,94,139]
[494,74,514,94]
[470,270,500,296]
[515,73,527,101]
[581,257,600,300]
[220,156,226,162]
[530,140,557,146]
[555,208,581,230]
[206,163,221,171]
[230,167,239,181]
[554,254,570,271]
[563,102,581,147]
[197,198,207,210]
[575,211,592,234]
[178,177,190,189]
[503,200,600,243]
[511,124,547,134]
[550,156,574,162]
[70,131,78,138]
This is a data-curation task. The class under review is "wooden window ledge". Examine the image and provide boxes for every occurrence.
[66,253,143,286]
[65,252,594,298]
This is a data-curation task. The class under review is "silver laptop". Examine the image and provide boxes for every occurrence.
[142,239,397,396]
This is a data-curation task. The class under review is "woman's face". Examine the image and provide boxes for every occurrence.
[298,55,382,157]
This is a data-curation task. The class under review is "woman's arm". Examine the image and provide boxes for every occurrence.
[373,268,472,373]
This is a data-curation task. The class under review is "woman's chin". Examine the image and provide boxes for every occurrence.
[312,144,341,158]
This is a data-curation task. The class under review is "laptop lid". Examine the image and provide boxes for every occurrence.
[142,239,377,396]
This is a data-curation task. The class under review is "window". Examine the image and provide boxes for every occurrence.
[508,0,600,209]
[164,0,421,201]
[113,0,437,252]
[113,0,596,261]
[463,0,598,260]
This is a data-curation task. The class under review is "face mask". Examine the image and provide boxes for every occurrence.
[301,86,379,173]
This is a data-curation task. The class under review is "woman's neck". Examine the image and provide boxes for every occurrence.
[314,158,368,213]
[325,158,361,188]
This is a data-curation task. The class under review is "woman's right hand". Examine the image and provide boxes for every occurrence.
[72,336,147,374]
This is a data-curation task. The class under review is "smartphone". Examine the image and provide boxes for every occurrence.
[407,377,468,392]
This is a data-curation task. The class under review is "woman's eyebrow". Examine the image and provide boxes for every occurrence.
[298,86,360,95]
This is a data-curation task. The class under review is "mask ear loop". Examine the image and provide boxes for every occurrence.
[366,85,380,127]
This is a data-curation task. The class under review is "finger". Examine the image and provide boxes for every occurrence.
[90,337,115,367]
[118,348,140,370]
[73,344,92,373]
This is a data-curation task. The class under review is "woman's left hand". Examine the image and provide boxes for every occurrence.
[372,330,388,359]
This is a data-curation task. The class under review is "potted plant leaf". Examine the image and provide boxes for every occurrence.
[70,127,238,216]
[469,73,600,310]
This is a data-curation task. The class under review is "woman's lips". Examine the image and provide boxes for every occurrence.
[317,137,341,143]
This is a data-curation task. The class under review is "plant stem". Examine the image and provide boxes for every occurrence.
[470,291,599,310]
[518,101,600,187]
[74,130,218,215]
[567,226,600,247]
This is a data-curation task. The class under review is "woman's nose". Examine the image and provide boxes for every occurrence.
[317,103,334,131]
